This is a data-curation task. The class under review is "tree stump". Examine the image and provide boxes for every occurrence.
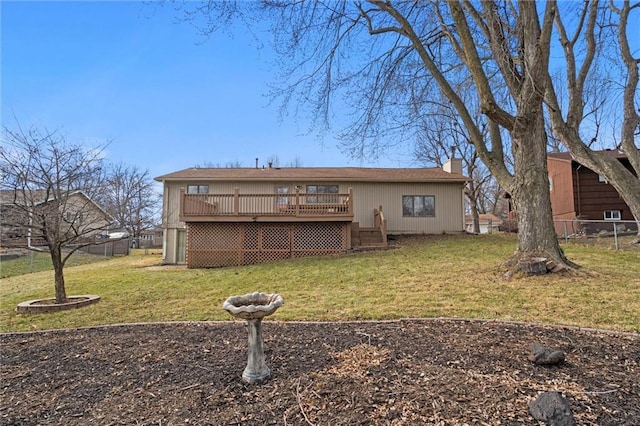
[518,257,548,274]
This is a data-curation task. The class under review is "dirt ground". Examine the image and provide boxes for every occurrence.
[1,319,638,425]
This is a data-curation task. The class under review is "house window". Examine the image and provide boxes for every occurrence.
[402,195,435,217]
[187,185,209,194]
[548,177,553,192]
[306,185,339,203]
[275,186,289,208]
[598,175,608,183]
[65,212,83,225]
[604,210,621,221]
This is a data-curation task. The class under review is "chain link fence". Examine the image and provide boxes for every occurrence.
[554,219,638,250]
[490,218,638,250]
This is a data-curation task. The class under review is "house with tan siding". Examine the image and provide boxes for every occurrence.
[0,189,113,249]
[155,159,467,267]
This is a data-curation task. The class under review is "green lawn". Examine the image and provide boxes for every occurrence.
[1,234,638,333]
[0,250,111,279]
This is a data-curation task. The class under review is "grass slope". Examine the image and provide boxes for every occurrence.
[0,250,110,279]
[1,234,638,333]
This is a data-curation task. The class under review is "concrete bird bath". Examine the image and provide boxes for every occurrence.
[223,292,284,384]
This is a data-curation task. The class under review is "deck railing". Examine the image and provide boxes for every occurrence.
[374,205,388,245]
[180,188,353,218]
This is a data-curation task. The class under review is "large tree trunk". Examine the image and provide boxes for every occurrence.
[506,114,572,270]
[50,246,68,304]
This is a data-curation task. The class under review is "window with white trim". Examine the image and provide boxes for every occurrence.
[402,195,435,217]
[604,210,621,221]
[598,175,608,183]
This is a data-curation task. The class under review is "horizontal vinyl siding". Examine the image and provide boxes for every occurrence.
[576,169,632,220]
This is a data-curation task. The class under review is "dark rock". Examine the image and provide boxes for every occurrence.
[529,343,565,365]
[528,391,576,426]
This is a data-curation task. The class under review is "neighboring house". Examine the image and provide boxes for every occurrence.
[465,213,502,234]
[132,228,163,248]
[155,160,468,267]
[547,150,638,235]
[0,189,112,249]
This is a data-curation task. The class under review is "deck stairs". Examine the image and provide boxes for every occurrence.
[351,224,386,249]
[351,206,388,249]
[354,227,385,246]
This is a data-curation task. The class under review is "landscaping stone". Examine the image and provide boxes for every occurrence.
[528,391,576,425]
[529,343,565,365]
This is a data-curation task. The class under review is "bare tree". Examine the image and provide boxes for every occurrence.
[413,98,500,234]
[544,0,640,236]
[181,1,562,268]
[172,1,637,268]
[284,155,304,167]
[195,160,244,168]
[98,162,160,244]
[265,155,281,168]
[264,155,304,168]
[0,125,112,303]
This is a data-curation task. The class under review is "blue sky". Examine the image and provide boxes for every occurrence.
[1,1,408,181]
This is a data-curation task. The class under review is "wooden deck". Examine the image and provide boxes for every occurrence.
[180,188,354,223]
[179,190,388,267]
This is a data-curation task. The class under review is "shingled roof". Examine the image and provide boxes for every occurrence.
[155,167,468,183]
[0,189,112,219]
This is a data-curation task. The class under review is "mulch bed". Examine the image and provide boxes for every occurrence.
[1,319,638,425]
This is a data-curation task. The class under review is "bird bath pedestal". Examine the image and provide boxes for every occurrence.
[223,292,284,384]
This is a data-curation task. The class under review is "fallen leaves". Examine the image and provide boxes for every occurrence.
[1,320,638,425]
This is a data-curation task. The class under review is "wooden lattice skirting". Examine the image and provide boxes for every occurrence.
[186,222,350,268]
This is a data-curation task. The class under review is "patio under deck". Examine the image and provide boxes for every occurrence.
[179,188,354,223]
